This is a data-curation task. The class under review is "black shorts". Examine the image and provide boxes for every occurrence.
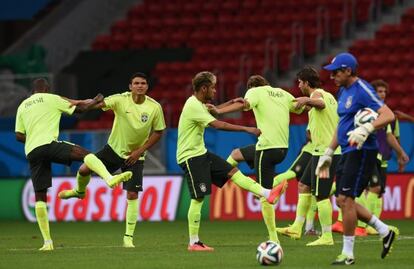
[27,141,75,192]
[300,155,340,199]
[255,148,287,189]
[179,152,233,199]
[289,151,312,181]
[369,158,387,195]
[335,149,378,198]
[239,144,255,169]
[95,144,143,192]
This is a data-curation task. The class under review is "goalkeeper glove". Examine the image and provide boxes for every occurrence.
[315,147,334,178]
[347,122,375,149]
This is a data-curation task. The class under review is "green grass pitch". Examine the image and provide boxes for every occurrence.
[1,220,413,268]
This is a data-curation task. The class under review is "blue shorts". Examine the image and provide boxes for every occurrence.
[335,149,378,198]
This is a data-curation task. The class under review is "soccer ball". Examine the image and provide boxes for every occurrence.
[256,241,283,266]
[354,108,378,127]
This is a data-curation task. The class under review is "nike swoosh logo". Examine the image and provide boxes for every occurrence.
[384,233,393,248]
[342,187,351,191]
[135,185,141,188]
[345,259,354,265]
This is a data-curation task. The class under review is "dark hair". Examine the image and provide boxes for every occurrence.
[129,72,148,84]
[31,78,50,92]
[246,75,269,89]
[296,66,321,88]
[192,71,216,92]
[371,79,389,93]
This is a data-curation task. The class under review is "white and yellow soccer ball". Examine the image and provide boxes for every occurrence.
[354,107,378,127]
[256,241,283,266]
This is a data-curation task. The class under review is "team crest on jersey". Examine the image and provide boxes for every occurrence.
[141,112,149,123]
[345,96,353,109]
[199,183,207,192]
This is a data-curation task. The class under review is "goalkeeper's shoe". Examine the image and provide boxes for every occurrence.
[123,235,135,248]
[306,233,334,246]
[267,180,288,204]
[332,221,344,233]
[188,241,214,252]
[276,225,301,240]
[58,189,85,199]
[332,254,355,265]
[381,226,399,259]
[39,240,54,251]
[354,227,367,237]
[107,171,133,188]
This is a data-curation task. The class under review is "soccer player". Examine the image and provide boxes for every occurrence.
[365,79,409,234]
[211,74,304,244]
[59,72,165,248]
[317,52,399,265]
[15,78,132,251]
[276,67,340,246]
[177,71,282,251]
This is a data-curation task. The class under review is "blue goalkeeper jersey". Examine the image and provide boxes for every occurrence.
[337,79,383,154]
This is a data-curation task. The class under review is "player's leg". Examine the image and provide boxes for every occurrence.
[277,162,312,239]
[306,155,339,246]
[180,154,213,251]
[366,160,385,235]
[122,160,144,248]
[27,147,53,250]
[226,144,255,169]
[255,149,287,243]
[273,151,311,186]
[304,196,319,235]
[69,143,132,187]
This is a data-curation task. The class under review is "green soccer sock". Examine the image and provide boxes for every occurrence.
[292,193,311,230]
[226,155,238,167]
[188,199,204,244]
[305,196,317,230]
[76,172,91,193]
[260,197,279,243]
[83,154,112,181]
[230,170,263,197]
[317,199,333,235]
[273,170,296,187]
[355,195,367,228]
[35,201,51,242]
[125,199,139,237]
[367,191,383,218]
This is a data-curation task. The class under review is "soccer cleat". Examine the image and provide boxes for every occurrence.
[58,189,85,199]
[188,241,214,252]
[39,241,54,251]
[381,226,399,259]
[107,171,133,188]
[123,235,135,248]
[354,227,367,237]
[306,234,334,246]
[276,226,301,240]
[332,221,344,233]
[267,180,288,204]
[332,254,355,265]
[304,229,321,236]
[366,226,379,235]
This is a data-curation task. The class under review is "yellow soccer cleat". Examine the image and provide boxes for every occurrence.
[276,226,301,240]
[107,171,133,188]
[39,241,54,251]
[306,234,334,246]
[366,226,379,235]
[123,235,135,248]
[58,189,85,199]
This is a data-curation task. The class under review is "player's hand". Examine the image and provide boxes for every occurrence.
[315,148,334,178]
[246,127,261,136]
[93,93,104,103]
[397,151,409,172]
[294,97,309,109]
[125,149,144,166]
[205,104,219,116]
[347,122,374,149]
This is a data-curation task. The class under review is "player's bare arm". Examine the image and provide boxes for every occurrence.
[372,105,395,130]
[294,92,325,110]
[386,132,409,172]
[15,132,26,143]
[125,130,164,166]
[209,120,261,136]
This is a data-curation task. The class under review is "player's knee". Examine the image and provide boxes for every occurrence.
[368,186,381,194]
[335,196,346,208]
[78,163,91,176]
[231,148,243,161]
[228,167,239,177]
[298,182,310,193]
[127,191,138,200]
[35,190,47,202]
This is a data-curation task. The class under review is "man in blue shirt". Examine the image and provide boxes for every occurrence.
[316,53,399,265]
